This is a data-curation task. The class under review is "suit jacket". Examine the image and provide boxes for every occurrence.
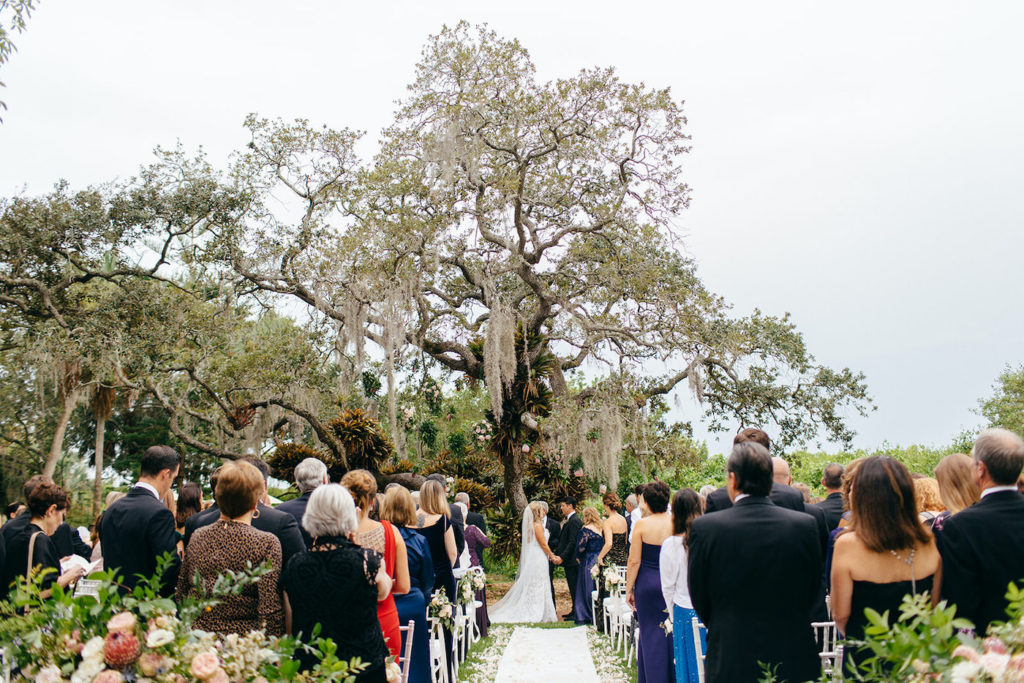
[937,490,1024,632]
[2,512,91,561]
[449,503,466,558]
[466,510,487,534]
[688,496,821,683]
[99,487,180,596]
[556,511,583,565]
[704,482,805,513]
[545,515,561,554]
[185,502,305,568]
[276,491,313,549]
[814,492,845,532]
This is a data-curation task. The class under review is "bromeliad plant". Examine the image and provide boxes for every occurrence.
[0,554,366,682]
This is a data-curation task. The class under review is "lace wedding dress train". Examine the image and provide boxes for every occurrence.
[489,506,557,623]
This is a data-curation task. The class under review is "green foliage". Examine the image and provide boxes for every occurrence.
[360,370,381,399]
[328,408,395,477]
[268,442,328,483]
[485,500,522,560]
[979,363,1024,437]
[452,477,494,510]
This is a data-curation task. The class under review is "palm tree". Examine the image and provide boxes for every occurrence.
[90,384,117,517]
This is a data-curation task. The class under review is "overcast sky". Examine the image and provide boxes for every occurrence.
[2,1,1021,455]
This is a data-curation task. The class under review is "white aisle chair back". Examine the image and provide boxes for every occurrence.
[692,616,706,683]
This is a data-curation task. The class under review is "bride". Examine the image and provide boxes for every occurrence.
[490,501,558,623]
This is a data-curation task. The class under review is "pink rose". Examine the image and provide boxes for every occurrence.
[138,652,172,677]
[106,611,137,634]
[978,652,1010,675]
[190,651,222,679]
[984,637,1009,655]
[1007,653,1024,672]
[206,668,229,683]
[953,645,981,663]
[94,671,125,683]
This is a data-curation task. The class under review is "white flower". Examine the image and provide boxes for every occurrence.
[81,636,105,662]
[72,657,105,683]
[36,665,63,683]
[146,628,175,648]
[978,652,1009,676]
[951,660,982,683]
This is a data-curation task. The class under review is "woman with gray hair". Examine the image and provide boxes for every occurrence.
[281,484,393,682]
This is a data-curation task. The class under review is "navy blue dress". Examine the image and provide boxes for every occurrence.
[573,527,605,624]
[394,526,434,683]
[636,542,674,683]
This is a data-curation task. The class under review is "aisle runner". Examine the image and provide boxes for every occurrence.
[494,626,600,683]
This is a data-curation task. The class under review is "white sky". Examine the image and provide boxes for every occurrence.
[2,0,1022,455]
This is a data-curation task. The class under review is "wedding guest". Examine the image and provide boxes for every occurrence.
[792,482,813,503]
[456,491,487,533]
[938,428,1024,633]
[283,484,392,682]
[573,506,605,624]
[425,473,465,557]
[277,457,329,549]
[931,453,980,531]
[175,461,284,635]
[462,520,491,638]
[624,494,637,539]
[175,482,203,534]
[825,457,866,590]
[627,486,643,541]
[831,457,940,659]
[626,481,675,683]
[594,491,628,632]
[100,446,181,595]
[342,469,410,661]
[89,491,127,566]
[688,443,821,683]
[553,496,583,619]
[417,479,457,678]
[2,482,85,596]
[814,463,845,531]
[660,488,705,683]
[381,485,434,683]
[4,502,24,522]
[914,477,945,527]
[703,429,804,513]
[3,475,91,562]
[696,485,716,512]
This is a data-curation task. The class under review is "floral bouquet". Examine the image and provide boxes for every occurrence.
[603,566,623,594]
[457,574,476,607]
[429,591,455,632]
[469,571,486,593]
[590,564,601,580]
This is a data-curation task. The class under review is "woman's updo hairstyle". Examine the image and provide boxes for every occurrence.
[340,469,378,509]
[642,481,671,514]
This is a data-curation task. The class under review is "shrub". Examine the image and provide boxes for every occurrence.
[452,477,494,510]
[267,442,328,483]
[486,500,522,560]
[328,407,395,478]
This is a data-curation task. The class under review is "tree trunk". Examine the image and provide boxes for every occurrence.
[43,388,79,479]
[500,446,528,514]
[92,415,106,517]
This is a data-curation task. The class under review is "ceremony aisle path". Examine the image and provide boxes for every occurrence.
[493,626,601,683]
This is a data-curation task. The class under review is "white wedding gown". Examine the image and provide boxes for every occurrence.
[489,506,558,623]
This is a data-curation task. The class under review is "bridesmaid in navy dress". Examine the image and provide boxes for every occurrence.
[626,481,675,683]
[572,507,606,624]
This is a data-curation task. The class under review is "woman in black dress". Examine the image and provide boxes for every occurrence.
[2,482,84,597]
[416,480,456,677]
[594,491,629,632]
[282,484,393,683]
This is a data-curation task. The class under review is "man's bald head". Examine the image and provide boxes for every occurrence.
[772,457,791,485]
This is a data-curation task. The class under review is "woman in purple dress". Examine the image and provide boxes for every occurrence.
[572,507,605,624]
[626,481,675,683]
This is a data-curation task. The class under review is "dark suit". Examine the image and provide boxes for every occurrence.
[937,489,1024,633]
[466,510,487,534]
[185,502,305,569]
[99,486,180,596]
[2,511,91,561]
[688,496,822,683]
[555,511,583,615]
[276,491,313,549]
[803,502,830,622]
[545,515,561,604]
[814,492,844,532]
[449,503,466,558]
[704,482,805,513]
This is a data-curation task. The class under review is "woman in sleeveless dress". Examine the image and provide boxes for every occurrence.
[626,481,675,683]
[595,491,629,632]
[573,507,605,624]
[489,502,558,623]
[417,480,457,678]
[342,470,410,661]
[659,488,705,683]
[831,457,941,670]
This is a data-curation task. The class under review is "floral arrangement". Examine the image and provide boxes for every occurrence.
[428,591,454,633]
[603,565,623,594]
[471,421,492,444]
[590,564,600,580]
[457,574,476,607]
[0,555,365,683]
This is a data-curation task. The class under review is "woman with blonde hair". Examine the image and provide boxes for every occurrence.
[932,453,981,531]
[914,477,945,527]
[416,479,459,676]
[572,506,605,624]
[341,469,410,662]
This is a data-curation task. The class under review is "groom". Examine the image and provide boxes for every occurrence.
[552,496,583,621]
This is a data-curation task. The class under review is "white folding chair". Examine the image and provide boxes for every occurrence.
[692,616,706,683]
[812,621,842,681]
[428,610,450,683]
[398,620,415,683]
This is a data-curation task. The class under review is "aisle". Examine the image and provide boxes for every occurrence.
[494,626,600,683]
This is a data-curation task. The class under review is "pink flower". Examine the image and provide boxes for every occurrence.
[522,444,530,453]
[93,671,125,683]
[953,645,981,663]
[190,651,222,679]
[978,652,1010,676]
[984,637,1009,655]
[206,668,229,683]
[106,611,137,634]
[138,652,172,677]
[574,469,584,477]
[1007,654,1024,672]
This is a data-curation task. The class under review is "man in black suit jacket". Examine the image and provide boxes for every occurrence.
[553,496,583,620]
[3,475,92,564]
[814,463,845,531]
[704,481,805,513]
[456,492,487,533]
[186,458,305,568]
[938,428,1024,633]
[688,442,821,683]
[276,457,329,549]
[100,446,181,596]
[537,500,561,605]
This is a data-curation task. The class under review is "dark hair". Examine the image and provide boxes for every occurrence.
[633,484,645,496]
[5,501,23,519]
[560,496,578,509]
[671,488,702,544]
[242,456,270,483]
[27,482,70,517]
[734,427,771,452]
[140,445,181,477]
[23,474,49,501]
[425,473,447,485]
[602,491,621,511]
[851,456,931,553]
[822,463,845,489]
[727,442,773,497]
[973,428,1024,485]
[215,461,264,518]
[175,482,202,528]
[642,481,671,513]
